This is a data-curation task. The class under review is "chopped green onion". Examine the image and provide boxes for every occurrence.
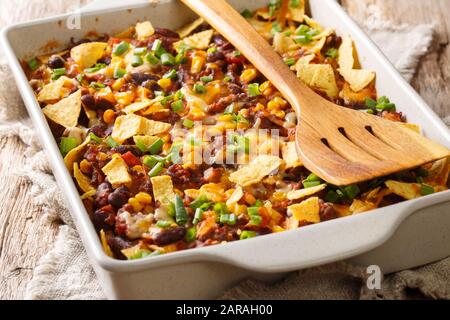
[248,83,260,97]
[167,202,176,217]
[134,47,148,55]
[249,215,262,226]
[194,83,207,94]
[290,0,300,7]
[171,100,184,112]
[224,104,235,115]
[143,155,160,168]
[84,63,106,73]
[228,133,250,154]
[145,53,160,65]
[223,76,232,82]
[293,35,312,44]
[149,138,164,155]
[200,75,213,83]
[113,41,130,56]
[207,47,218,54]
[59,137,78,157]
[303,181,322,189]
[27,58,39,71]
[284,57,296,66]
[152,39,162,52]
[296,25,310,35]
[160,53,175,66]
[163,69,177,79]
[135,139,149,153]
[183,118,195,129]
[89,132,103,144]
[325,190,341,203]
[366,96,396,112]
[271,22,282,35]
[174,194,188,225]
[247,207,260,217]
[161,94,174,106]
[240,230,257,240]
[131,55,144,67]
[341,184,360,200]
[241,9,253,18]
[156,220,172,228]
[51,68,67,80]
[113,66,127,79]
[89,82,106,89]
[420,184,435,196]
[214,202,228,216]
[220,213,236,226]
[105,136,119,148]
[366,109,375,115]
[148,161,164,177]
[175,90,184,100]
[76,74,85,83]
[185,227,197,242]
[232,50,241,57]
[190,195,209,210]
[193,208,203,225]
[325,48,338,59]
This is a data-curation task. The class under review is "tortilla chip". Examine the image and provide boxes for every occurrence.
[305,37,327,55]
[400,123,421,134]
[339,68,375,92]
[229,155,284,187]
[73,162,94,193]
[124,100,154,114]
[287,184,327,201]
[177,17,205,38]
[338,35,357,70]
[100,229,113,257]
[42,90,82,128]
[287,197,321,224]
[111,114,171,143]
[282,141,302,169]
[70,42,108,69]
[133,135,160,149]
[273,32,298,54]
[350,199,376,214]
[150,175,175,207]
[101,154,132,188]
[226,187,244,206]
[385,180,421,200]
[287,0,305,22]
[303,16,323,32]
[174,29,214,52]
[296,61,339,99]
[64,135,91,173]
[334,204,351,218]
[37,76,72,102]
[135,21,155,40]
[80,189,96,200]
[313,28,334,41]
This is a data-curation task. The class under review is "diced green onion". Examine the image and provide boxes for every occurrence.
[156,220,172,228]
[152,39,162,52]
[247,207,260,217]
[190,195,209,210]
[51,68,66,80]
[293,35,312,44]
[76,74,85,83]
[113,66,127,79]
[131,55,144,67]
[175,53,188,65]
[325,190,341,203]
[27,58,39,71]
[303,181,322,189]
[296,25,310,35]
[240,230,257,240]
[171,100,184,112]
[161,94,174,106]
[271,22,282,35]
[207,47,218,54]
[223,76,232,82]
[200,75,213,83]
[194,83,207,94]
[366,109,375,115]
[214,202,228,216]
[175,90,184,100]
[167,202,176,217]
[89,132,103,144]
[325,48,338,59]
[249,215,262,226]
[185,227,197,242]
[145,53,160,65]
[148,161,164,177]
[163,69,177,79]
[224,104,235,115]
[241,9,253,18]
[220,213,236,226]
[59,137,78,157]
[113,41,130,56]
[366,96,396,112]
[290,0,300,7]
[160,53,175,66]
[135,139,149,153]
[84,63,106,73]
[182,118,195,129]
[106,136,119,148]
[248,83,260,97]
[342,184,360,200]
[174,194,188,225]
[143,155,160,168]
[193,208,203,225]
[134,47,148,55]
[284,57,296,66]
[420,184,435,196]
[89,82,106,89]
[149,138,164,155]
[232,50,241,57]
[228,133,250,154]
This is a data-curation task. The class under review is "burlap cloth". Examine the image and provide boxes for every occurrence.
[0,0,449,300]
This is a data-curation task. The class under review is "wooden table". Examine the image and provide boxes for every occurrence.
[0,0,449,300]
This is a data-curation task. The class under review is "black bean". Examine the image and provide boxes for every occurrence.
[106,234,132,260]
[155,28,180,39]
[130,72,159,85]
[93,205,116,230]
[81,94,96,109]
[142,79,161,92]
[111,145,142,157]
[90,123,109,138]
[96,98,115,110]
[153,227,186,246]
[48,55,65,69]
[207,51,225,62]
[108,186,131,208]
[319,201,337,221]
[95,182,113,208]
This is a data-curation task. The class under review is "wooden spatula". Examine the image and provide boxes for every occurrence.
[180,0,450,186]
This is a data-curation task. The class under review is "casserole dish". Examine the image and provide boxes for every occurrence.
[2,0,450,299]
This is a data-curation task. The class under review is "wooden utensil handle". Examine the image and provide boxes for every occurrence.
[180,0,310,112]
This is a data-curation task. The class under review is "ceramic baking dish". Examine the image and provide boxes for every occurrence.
[2,0,450,300]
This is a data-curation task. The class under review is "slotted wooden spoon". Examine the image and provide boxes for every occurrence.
[180,0,450,186]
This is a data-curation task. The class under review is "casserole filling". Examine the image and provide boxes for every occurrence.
[24,0,449,260]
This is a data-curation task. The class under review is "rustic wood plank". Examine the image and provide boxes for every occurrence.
[0,0,449,300]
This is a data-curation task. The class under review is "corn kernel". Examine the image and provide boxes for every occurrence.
[267,100,278,111]
[240,68,257,83]
[243,192,256,205]
[188,106,206,120]
[128,198,144,212]
[114,91,134,106]
[224,122,236,130]
[191,51,206,74]
[272,110,285,119]
[112,78,126,91]
[133,165,145,173]
[259,81,271,92]
[97,152,109,162]
[135,192,153,204]
[218,114,233,122]
[158,78,172,90]
[254,103,265,112]
[228,203,247,215]
[273,225,285,233]
[103,109,116,124]
[274,96,287,107]
[79,159,92,175]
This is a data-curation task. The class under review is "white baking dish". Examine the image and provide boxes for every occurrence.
[2,0,450,300]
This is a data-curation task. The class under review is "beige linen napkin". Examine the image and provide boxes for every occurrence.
[0,0,449,300]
